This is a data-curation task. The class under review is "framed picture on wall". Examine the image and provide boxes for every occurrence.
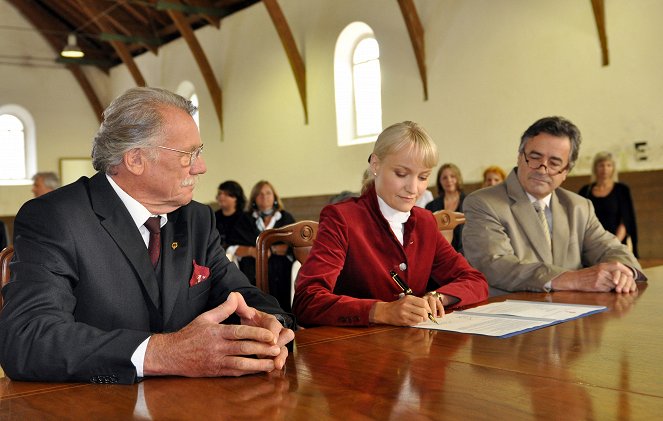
[59,157,96,186]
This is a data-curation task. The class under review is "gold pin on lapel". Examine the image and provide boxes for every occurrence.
[171,242,178,250]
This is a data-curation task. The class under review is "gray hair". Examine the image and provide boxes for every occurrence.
[92,87,197,174]
[518,116,582,171]
[33,172,60,189]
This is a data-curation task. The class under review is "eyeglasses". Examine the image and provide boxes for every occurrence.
[156,144,204,167]
[522,151,568,175]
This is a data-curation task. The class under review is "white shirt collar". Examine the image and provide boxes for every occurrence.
[106,174,167,229]
[526,192,552,208]
[377,195,411,224]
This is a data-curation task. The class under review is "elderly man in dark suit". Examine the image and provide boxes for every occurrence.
[463,116,645,296]
[0,87,294,384]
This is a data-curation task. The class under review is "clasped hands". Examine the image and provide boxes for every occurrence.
[370,292,446,326]
[552,261,638,293]
[144,292,294,377]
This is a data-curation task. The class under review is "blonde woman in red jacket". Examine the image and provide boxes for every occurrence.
[293,121,488,327]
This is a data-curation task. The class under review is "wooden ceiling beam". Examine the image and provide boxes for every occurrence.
[187,0,222,28]
[590,0,609,66]
[6,0,104,123]
[75,0,147,86]
[68,64,105,121]
[397,0,428,100]
[167,7,224,131]
[96,9,160,55]
[262,0,308,124]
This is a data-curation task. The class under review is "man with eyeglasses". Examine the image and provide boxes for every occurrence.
[0,87,294,384]
[463,116,645,295]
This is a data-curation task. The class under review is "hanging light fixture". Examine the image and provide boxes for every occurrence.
[61,33,84,58]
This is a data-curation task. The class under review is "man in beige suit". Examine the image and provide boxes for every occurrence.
[463,116,645,295]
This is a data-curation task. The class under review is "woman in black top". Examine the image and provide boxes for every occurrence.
[234,180,296,311]
[425,163,465,252]
[214,180,254,252]
[578,152,639,257]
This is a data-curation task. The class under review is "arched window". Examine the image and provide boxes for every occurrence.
[0,105,36,185]
[176,80,200,129]
[334,22,383,146]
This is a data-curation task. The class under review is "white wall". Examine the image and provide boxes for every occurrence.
[2,0,662,216]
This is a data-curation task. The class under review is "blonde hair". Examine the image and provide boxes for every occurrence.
[362,121,438,194]
[590,151,619,182]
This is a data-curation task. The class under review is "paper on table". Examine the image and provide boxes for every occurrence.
[413,300,607,338]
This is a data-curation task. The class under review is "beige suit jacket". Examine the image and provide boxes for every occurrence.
[462,169,642,294]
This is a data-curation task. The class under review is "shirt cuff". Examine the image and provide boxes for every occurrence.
[131,336,151,378]
[275,313,295,330]
[543,280,553,293]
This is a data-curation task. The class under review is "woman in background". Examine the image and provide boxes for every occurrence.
[425,163,465,251]
[482,165,506,187]
[579,152,639,257]
[293,121,488,327]
[214,180,255,260]
[235,180,296,311]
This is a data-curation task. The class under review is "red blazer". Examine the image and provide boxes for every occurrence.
[292,186,488,326]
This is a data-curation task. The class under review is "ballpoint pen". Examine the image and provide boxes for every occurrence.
[389,270,438,324]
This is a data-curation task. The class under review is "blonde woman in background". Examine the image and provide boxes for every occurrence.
[578,152,639,257]
[425,163,465,251]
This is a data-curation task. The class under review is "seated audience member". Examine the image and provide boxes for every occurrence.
[214,180,255,255]
[578,152,639,257]
[482,165,506,187]
[0,87,293,384]
[31,172,60,197]
[425,163,465,251]
[235,180,296,312]
[293,121,488,327]
[415,188,433,208]
[0,220,7,250]
[462,116,646,296]
[329,190,359,205]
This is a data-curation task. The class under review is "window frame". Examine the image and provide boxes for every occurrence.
[334,22,383,147]
[0,104,37,186]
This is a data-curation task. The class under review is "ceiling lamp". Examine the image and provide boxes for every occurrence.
[61,33,84,58]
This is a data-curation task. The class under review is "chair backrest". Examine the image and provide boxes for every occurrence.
[255,220,318,294]
[433,210,465,243]
[1,245,14,308]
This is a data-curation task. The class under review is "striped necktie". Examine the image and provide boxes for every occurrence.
[533,201,551,247]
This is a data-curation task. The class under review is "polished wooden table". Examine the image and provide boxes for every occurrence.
[2,267,662,420]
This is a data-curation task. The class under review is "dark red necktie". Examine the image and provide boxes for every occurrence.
[144,216,161,268]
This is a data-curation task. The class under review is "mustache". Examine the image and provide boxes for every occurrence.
[181,175,198,187]
[528,174,551,183]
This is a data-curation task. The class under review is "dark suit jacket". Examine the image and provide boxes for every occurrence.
[292,185,488,327]
[0,173,285,384]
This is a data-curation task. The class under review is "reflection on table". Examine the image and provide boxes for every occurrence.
[1,266,662,419]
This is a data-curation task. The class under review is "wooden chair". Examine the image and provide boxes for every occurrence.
[1,246,14,308]
[255,220,318,295]
[433,210,465,243]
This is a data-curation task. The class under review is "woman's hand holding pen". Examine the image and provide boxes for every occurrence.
[425,292,446,319]
[369,296,436,326]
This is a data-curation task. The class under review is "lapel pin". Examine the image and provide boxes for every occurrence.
[171,242,178,250]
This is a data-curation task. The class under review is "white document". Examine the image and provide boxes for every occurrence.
[413,300,607,338]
